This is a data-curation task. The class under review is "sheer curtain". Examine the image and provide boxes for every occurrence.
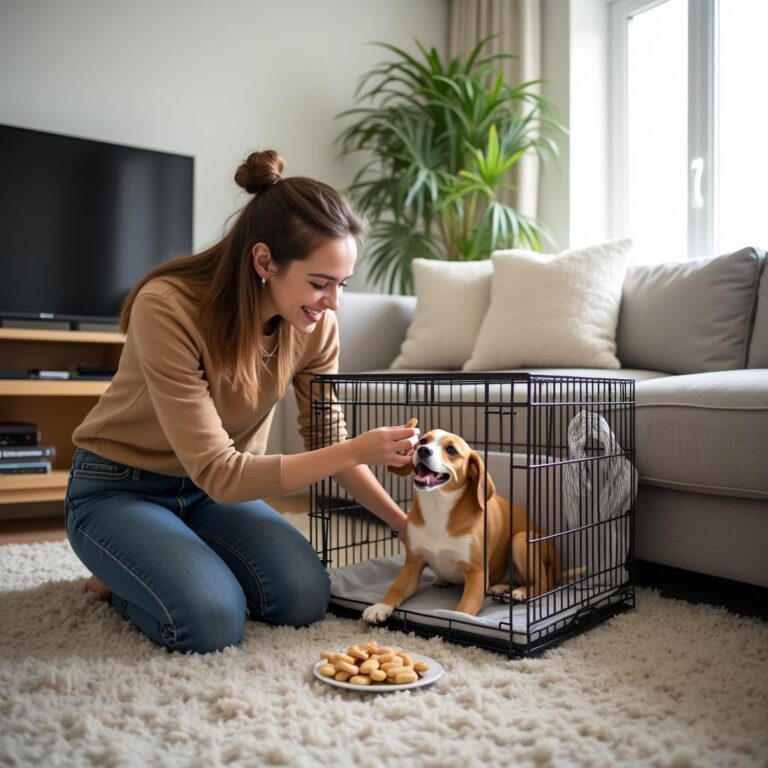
[448,0,542,218]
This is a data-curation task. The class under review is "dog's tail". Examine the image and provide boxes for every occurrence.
[561,565,587,582]
[550,552,586,587]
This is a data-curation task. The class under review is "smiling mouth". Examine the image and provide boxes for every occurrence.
[302,306,322,322]
[414,464,450,489]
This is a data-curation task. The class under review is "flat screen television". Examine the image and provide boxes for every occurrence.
[0,123,194,325]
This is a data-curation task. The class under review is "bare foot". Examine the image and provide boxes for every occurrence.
[84,575,111,601]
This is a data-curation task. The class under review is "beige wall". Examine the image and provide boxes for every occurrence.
[0,0,448,261]
[0,0,610,285]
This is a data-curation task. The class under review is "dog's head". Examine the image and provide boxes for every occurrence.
[391,428,496,507]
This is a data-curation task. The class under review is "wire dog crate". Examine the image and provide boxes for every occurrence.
[309,372,636,657]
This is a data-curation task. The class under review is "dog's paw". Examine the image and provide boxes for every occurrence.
[488,583,510,596]
[361,603,394,624]
[510,587,529,602]
[432,578,453,588]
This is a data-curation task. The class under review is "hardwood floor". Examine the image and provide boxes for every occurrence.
[0,494,312,546]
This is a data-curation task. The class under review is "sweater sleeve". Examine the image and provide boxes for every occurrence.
[292,311,349,451]
[130,291,284,504]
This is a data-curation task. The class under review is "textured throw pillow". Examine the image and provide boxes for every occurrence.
[617,247,765,374]
[391,258,494,370]
[463,240,633,371]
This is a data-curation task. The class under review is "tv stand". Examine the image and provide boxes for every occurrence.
[0,328,124,511]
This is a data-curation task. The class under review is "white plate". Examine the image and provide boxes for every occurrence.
[313,651,444,692]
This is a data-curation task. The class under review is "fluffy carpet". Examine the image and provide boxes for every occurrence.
[1,540,767,768]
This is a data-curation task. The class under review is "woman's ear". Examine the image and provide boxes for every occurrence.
[252,242,273,281]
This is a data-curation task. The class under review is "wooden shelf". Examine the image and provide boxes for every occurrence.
[0,327,125,513]
[0,470,69,504]
[0,328,125,344]
[0,379,111,396]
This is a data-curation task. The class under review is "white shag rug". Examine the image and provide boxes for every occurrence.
[1,540,767,768]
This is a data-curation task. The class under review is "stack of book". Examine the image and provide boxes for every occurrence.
[0,422,55,475]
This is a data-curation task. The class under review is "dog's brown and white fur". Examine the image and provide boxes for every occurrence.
[362,429,562,624]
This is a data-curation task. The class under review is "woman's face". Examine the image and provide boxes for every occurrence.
[256,235,357,335]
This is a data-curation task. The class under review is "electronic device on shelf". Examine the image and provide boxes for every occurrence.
[75,365,117,378]
[0,421,40,447]
[0,368,27,380]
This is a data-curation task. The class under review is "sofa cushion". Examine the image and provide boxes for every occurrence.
[336,292,416,372]
[635,369,768,499]
[464,240,632,371]
[391,259,493,370]
[617,247,765,374]
[747,250,768,367]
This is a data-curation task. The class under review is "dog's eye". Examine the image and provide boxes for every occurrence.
[419,438,428,446]
[446,445,458,455]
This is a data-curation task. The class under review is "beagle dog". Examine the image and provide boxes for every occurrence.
[362,428,563,623]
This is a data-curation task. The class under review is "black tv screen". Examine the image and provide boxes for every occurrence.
[0,124,193,323]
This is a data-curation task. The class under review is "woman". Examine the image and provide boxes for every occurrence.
[65,149,419,653]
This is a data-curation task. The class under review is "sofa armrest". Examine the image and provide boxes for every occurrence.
[336,291,416,373]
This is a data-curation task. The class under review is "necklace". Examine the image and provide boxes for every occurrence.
[260,342,278,359]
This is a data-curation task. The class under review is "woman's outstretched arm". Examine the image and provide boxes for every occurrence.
[280,425,418,500]
[331,463,409,534]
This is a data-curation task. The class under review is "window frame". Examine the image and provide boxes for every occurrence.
[610,0,717,259]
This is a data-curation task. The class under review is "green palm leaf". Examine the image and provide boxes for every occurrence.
[336,37,565,293]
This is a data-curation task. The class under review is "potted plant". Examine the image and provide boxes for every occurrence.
[337,37,566,294]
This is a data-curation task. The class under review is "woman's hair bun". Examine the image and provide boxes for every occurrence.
[235,150,285,194]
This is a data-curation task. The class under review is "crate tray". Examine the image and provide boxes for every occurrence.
[329,555,630,647]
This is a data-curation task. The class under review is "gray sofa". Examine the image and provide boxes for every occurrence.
[277,247,768,589]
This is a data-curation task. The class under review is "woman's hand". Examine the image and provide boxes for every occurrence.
[350,426,420,468]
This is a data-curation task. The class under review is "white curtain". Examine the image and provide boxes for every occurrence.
[448,0,542,219]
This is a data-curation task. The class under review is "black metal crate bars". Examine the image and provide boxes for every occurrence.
[309,372,637,657]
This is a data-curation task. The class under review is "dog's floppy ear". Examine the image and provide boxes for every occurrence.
[468,451,496,508]
[388,460,414,477]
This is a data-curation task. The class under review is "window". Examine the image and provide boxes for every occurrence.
[611,0,768,263]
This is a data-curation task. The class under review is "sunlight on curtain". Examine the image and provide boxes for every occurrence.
[448,0,541,219]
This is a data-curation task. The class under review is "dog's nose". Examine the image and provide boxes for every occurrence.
[417,446,432,460]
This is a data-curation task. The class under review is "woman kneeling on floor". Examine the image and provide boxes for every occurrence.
[65,149,418,653]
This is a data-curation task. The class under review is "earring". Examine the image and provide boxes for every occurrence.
[261,276,267,287]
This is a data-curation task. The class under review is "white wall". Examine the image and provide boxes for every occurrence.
[0,0,613,278]
[0,0,447,277]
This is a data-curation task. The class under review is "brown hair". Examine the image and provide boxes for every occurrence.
[120,149,366,401]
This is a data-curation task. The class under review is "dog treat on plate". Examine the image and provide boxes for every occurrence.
[317,639,430,687]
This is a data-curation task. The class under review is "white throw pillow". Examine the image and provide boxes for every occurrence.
[463,239,633,371]
[391,259,494,370]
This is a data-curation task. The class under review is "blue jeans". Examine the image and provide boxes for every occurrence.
[65,449,330,653]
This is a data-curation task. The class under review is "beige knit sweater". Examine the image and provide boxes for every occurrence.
[73,277,346,503]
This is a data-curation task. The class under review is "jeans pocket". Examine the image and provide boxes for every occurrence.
[72,462,133,480]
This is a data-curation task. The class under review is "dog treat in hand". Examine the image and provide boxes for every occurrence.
[317,640,430,687]
[399,417,419,451]
[388,417,419,472]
